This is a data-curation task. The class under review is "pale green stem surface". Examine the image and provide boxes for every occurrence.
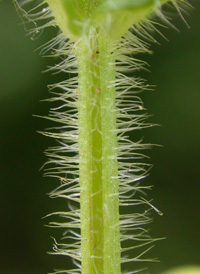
[77,32,121,274]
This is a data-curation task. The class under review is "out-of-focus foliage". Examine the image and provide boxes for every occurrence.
[160,266,200,274]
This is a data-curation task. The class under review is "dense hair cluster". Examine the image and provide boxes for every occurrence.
[15,0,190,273]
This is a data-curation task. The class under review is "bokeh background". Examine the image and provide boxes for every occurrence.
[0,1,199,273]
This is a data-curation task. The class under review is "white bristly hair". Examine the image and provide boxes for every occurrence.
[14,0,191,273]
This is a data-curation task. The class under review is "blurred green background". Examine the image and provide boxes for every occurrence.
[0,1,199,273]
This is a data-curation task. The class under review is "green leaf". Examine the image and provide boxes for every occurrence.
[46,0,84,40]
[46,0,170,41]
[60,0,84,36]
[90,0,169,40]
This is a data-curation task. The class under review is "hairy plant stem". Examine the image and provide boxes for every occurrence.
[77,32,121,274]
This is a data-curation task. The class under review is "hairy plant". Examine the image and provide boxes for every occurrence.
[14,0,191,274]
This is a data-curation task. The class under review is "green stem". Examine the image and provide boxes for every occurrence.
[77,31,121,274]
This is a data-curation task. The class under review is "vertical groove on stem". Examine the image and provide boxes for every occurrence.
[77,32,121,274]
